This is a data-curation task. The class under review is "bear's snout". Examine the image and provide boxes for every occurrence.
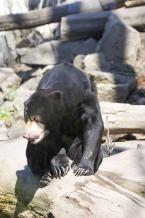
[23,134,40,143]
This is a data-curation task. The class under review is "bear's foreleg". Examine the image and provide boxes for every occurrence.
[40,147,70,185]
[72,102,103,176]
[26,142,49,176]
[50,147,70,178]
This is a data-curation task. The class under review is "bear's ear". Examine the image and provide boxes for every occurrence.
[50,91,63,101]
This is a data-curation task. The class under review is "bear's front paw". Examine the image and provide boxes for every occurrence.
[72,160,94,176]
[51,148,70,179]
[40,171,53,186]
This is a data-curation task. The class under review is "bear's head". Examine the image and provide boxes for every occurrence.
[24,89,63,144]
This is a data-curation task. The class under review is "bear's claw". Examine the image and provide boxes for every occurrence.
[40,171,53,186]
[72,164,94,176]
[51,149,70,179]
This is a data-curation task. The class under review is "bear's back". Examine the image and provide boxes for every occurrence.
[37,63,92,104]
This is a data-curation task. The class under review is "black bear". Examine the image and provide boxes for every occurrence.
[24,63,104,185]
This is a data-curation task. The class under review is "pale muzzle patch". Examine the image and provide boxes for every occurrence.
[24,120,49,144]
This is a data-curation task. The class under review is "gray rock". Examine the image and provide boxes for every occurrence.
[0,124,8,140]
[73,54,85,70]
[36,23,60,41]
[7,119,25,139]
[0,0,32,68]
[101,148,145,183]
[17,31,44,48]
[0,67,21,94]
[102,140,145,157]
[5,67,49,126]
[84,53,111,72]
[87,70,136,86]
[0,91,4,105]
[13,88,34,119]
[17,38,97,66]
[0,34,15,67]
[19,77,41,91]
[137,97,145,105]
[86,71,136,102]
[96,15,141,67]
[0,52,4,66]
[129,92,145,105]
[97,83,131,102]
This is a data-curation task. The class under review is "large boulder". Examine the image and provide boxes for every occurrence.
[0,138,145,218]
[83,53,111,72]
[1,73,21,93]
[0,68,21,94]
[86,71,136,102]
[96,15,141,67]
[97,83,131,102]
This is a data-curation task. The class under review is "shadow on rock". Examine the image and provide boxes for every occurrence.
[14,166,40,217]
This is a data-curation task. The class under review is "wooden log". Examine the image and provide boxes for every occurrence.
[0,0,133,32]
[101,102,145,135]
[61,6,145,40]
[100,0,125,10]
[0,0,104,31]
[125,0,145,8]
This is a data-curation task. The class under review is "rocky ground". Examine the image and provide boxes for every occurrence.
[0,1,145,217]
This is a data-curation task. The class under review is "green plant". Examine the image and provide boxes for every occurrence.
[0,109,11,120]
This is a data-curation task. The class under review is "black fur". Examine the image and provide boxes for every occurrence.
[25,63,104,184]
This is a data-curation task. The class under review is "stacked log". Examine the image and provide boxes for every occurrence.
[125,0,145,8]
[0,1,144,32]
[61,6,145,40]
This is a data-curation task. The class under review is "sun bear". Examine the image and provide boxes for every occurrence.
[24,63,104,185]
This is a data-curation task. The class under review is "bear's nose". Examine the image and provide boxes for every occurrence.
[23,134,39,142]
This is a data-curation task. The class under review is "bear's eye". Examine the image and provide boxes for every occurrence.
[30,117,37,122]
[34,117,41,124]
[35,119,41,123]
[30,116,42,124]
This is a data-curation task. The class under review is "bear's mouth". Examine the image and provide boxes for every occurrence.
[24,120,50,144]
[31,130,49,144]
